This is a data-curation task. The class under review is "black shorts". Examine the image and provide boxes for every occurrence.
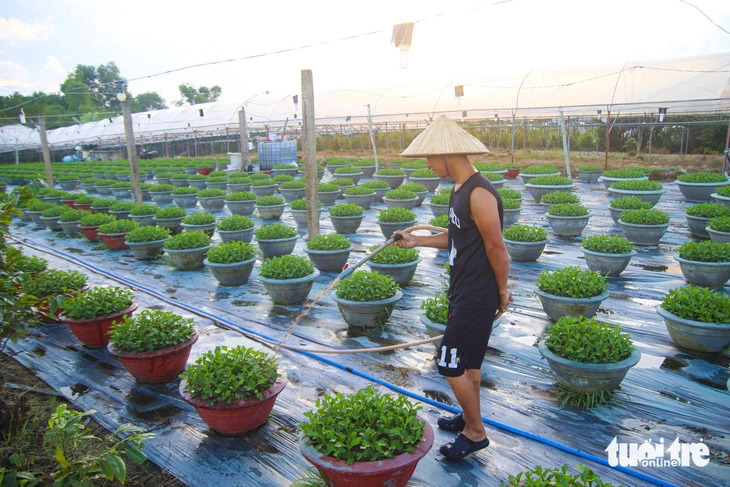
[437,305,498,377]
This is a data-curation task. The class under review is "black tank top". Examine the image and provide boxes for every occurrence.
[447,172,503,308]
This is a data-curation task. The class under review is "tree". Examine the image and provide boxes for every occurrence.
[61,61,125,112]
[130,92,168,112]
[176,83,222,105]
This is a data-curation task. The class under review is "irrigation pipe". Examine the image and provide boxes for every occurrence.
[11,234,676,487]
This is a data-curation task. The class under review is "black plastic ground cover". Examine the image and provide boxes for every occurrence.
[5,174,730,487]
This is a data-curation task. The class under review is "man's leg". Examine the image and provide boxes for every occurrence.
[445,369,486,442]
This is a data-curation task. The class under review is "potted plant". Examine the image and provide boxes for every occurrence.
[409,168,440,192]
[217,214,255,243]
[278,179,307,202]
[427,189,452,217]
[195,162,214,175]
[93,179,115,196]
[58,286,138,348]
[25,200,56,226]
[685,203,730,239]
[331,177,355,197]
[20,269,89,322]
[155,173,175,185]
[608,179,665,206]
[534,266,609,321]
[711,184,730,208]
[249,177,277,197]
[328,203,365,234]
[290,198,321,227]
[539,190,579,212]
[420,292,449,346]
[377,207,417,239]
[361,180,390,202]
[72,194,96,211]
[331,270,402,328]
[299,386,432,487]
[225,191,257,216]
[110,181,132,199]
[503,225,549,262]
[656,285,730,355]
[205,175,229,191]
[153,206,187,235]
[366,244,421,286]
[546,203,590,237]
[97,219,138,250]
[128,203,158,227]
[171,186,199,209]
[227,174,251,193]
[204,240,257,286]
[188,174,208,190]
[304,234,353,272]
[80,177,98,193]
[707,215,730,243]
[343,186,376,210]
[675,240,730,288]
[401,159,427,179]
[400,182,429,206]
[481,172,506,189]
[170,174,189,187]
[598,167,647,189]
[676,172,730,202]
[537,316,640,394]
[333,166,364,185]
[383,187,419,210]
[317,182,341,206]
[254,223,299,258]
[90,197,115,214]
[374,168,406,189]
[525,175,574,203]
[519,164,560,184]
[351,159,377,178]
[109,201,134,220]
[608,195,652,224]
[255,195,286,220]
[56,174,80,190]
[580,235,636,277]
[163,230,211,270]
[78,212,116,242]
[501,198,522,227]
[505,165,521,179]
[257,254,319,305]
[148,183,174,205]
[576,164,603,183]
[618,209,671,246]
[107,310,198,384]
[125,225,171,260]
[39,205,66,231]
[197,188,226,212]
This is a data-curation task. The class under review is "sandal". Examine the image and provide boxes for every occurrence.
[439,432,490,461]
[437,412,466,432]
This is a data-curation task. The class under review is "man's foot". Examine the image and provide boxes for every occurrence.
[437,412,466,432]
[439,433,490,461]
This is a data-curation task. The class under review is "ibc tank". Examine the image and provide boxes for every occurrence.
[257,140,298,170]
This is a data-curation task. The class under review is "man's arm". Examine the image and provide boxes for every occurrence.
[470,187,513,313]
[391,228,448,249]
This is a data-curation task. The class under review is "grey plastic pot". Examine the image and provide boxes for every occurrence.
[59,220,82,237]
[189,180,207,190]
[502,207,521,227]
[126,238,168,261]
[676,180,730,202]
[250,184,277,197]
[198,196,226,212]
[204,257,256,286]
[685,214,711,239]
[374,174,405,189]
[581,248,636,277]
[656,305,730,356]
[519,172,560,185]
[618,221,670,246]
[607,187,665,207]
[343,193,375,210]
[504,238,548,262]
[409,176,440,192]
[255,235,298,258]
[258,270,319,305]
[428,202,449,218]
[180,222,217,237]
[290,209,320,227]
[279,188,306,202]
[206,182,228,191]
[317,190,341,206]
[577,171,602,183]
[228,182,251,193]
[256,204,286,221]
[367,258,421,286]
[546,213,590,237]
[330,290,403,328]
[534,288,610,321]
[149,191,173,205]
[170,178,189,188]
[707,227,730,243]
[524,184,574,203]
[112,188,131,199]
[598,175,647,190]
[129,214,156,227]
[383,197,419,210]
[377,219,417,239]
[371,187,389,202]
[25,210,45,225]
[172,194,199,209]
[357,166,376,178]
[164,245,211,270]
[153,217,184,235]
[608,206,629,225]
[711,192,730,208]
[39,216,62,231]
[675,256,730,289]
[226,200,255,216]
[303,246,353,272]
[537,340,641,394]
[109,210,130,220]
[217,227,254,243]
[330,215,364,234]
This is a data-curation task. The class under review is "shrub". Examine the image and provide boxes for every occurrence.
[661,285,730,323]
[279,179,306,190]
[481,172,505,181]
[21,269,88,297]
[79,213,116,227]
[378,207,416,223]
[344,186,375,196]
[317,182,340,192]
[154,206,187,219]
[545,316,633,363]
[602,168,646,178]
[249,178,275,187]
[536,266,607,298]
[149,184,174,192]
[290,198,321,211]
[256,195,285,206]
[497,188,521,200]
[334,166,362,175]
[328,203,364,217]
[125,225,171,243]
[217,215,254,231]
[254,223,297,240]
[541,191,579,205]
[98,219,138,234]
[109,310,195,353]
[430,214,449,228]
[351,159,376,167]
[109,201,135,211]
[611,180,663,191]
[548,203,589,217]
[620,209,670,225]
[225,191,256,201]
[677,172,728,183]
[503,225,548,242]
[521,164,559,174]
[62,286,134,320]
[369,244,419,264]
[206,176,228,183]
[411,168,438,178]
[93,179,114,187]
[578,165,603,172]
[206,241,256,263]
[301,386,423,464]
[502,464,613,487]
[163,230,211,250]
[335,270,399,302]
[385,188,417,200]
[331,178,354,187]
[581,235,634,254]
[40,205,66,218]
[271,174,294,184]
[429,192,451,205]
[27,201,56,212]
[709,216,730,233]
[361,180,390,189]
[686,203,730,219]
[228,174,250,183]
[528,175,573,186]
[90,197,116,208]
[249,172,272,180]
[258,254,314,279]
[170,174,188,181]
[609,195,652,210]
[187,174,206,180]
[14,255,48,274]
[421,292,448,324]
[401,160,428,169]
[73,195,96,205]
[129,203,158,216]
[180,345,279,405]
[474,162,508,171]
[306,234,351,251]
[375,168,405,176]
[182,212,216,225]
[716,185,730,197]
[678,240,730,262]
[110,182,131,189]
[197,188,226,198]
[502,198,521,210]
[171,187,199,195]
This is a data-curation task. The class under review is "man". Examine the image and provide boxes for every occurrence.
[392,115,512,461]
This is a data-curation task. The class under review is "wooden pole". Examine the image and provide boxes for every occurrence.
[239,107,249,170]
[301,69,319,239]
[38,115,54,188]
[559,108,572,178]
[366,105,379,171]
[121,98,142,204]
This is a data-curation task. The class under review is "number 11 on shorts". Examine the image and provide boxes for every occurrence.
[439,346,458,368]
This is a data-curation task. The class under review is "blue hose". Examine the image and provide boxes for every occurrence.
[16,235,677,487]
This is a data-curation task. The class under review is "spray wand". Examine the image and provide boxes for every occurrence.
[337,234,402,280]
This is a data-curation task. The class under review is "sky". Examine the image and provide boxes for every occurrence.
[1,0,729,114]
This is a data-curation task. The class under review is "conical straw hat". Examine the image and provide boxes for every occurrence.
[400,115,489,157]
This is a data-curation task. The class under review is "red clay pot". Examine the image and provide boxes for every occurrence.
[74,203,93,211]
[179,373,287,435]
[505,168,520,179]
[108,332,198,384]
[36,283,91,323]
[299,418,433,487]
[61,199,75,207]
[78,225,102,242]
[196,167,214,175]
[58,301,138,348]
[99,232,129,250]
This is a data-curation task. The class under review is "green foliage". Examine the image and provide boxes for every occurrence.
[602,168,646,178]
[497,187,521,200]
[110,182,131,189]
[528,175,573,186]
[258,254,314,280]
[429,192,451,205]
[163,230,211,250]
[350,159,376,167]
[206,176,228,183]
[198,188,226,198]
[317,182,340,192]
[661,285,730,323]
[254,223,297,240]
[558,389,615,409]
[421,292,448,325]
[256,195,285,207]
[544,316,633,363]
[109,201,135,212]
[217,215,254,231]
[169,174,188,181]
[344,186,375,196]
[73,195,96,205]
[20,269,88,297]
[536,266,607,298]
[27,200,55,212]
[109,310,195,353]
[378,207,416,223]
[375,168,405,176]
[541,191,579,205]
[279,179,307,190]
[90,198,115,208]
[410,168,438,178]
[521,164,559,174]
[369,244,419,264]
[385,188,417,200]
[331,178,354,187]
[301,386,423,464]
[97,219,137,234]
[178,83,222,105]
[154,206,187,219]
[677,172,728,183]
[400,183,428,193]
[401,160,427,169]
[40,205,66,218]
[79,213,115,227]
[290,198,308,210]
[620,209,670,225]
[328,203,364,217]
[228,174,250,183]
[62,286,134,320]
[609,195,652,210]
[578,165,603,172]
[581,235,634,254]
[182,212,216,225]
[13,255,48,274]
[225,191,256,201]
[180,345,279,405]
[249,172,272,180]
[678,240,730,262]
[335,270,399,301]
[716,185,730,197]
[273,163,297,170]
[686,202,730,219]
[430,214,449,228]
[709,215,730,233]
[128,203,158,216]
[548,203,589,217]
[481,172,505,181]
[474,162,508,171]
[93,179,114,187]
[361,180,390,189]
[502,464,614,487]
[206,241,256,264]
[502,198,521,210]
[171,186,199,195]
[334,166,362,175]
[503,225,548,242]
[124,225,170,243]
[271,175,294,184]
[148,184,174,192]
[249,178,275,187]
[610,180,663,191]
[306,234,351,251]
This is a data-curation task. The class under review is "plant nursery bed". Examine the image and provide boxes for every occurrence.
[5,172,730,487]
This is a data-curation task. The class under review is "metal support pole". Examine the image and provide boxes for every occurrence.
[301,69,319,239]
[121,97,143,204]
[510,111,516,164]
[604,106,611,170]
[38,115,53,188]
[559,108,572,178]
[239,107,250,170]
[367,104,379,171]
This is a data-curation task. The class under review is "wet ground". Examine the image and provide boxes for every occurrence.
[5,172,730,487]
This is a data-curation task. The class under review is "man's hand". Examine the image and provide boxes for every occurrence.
[499,289,514,314]
[391,230,416,248]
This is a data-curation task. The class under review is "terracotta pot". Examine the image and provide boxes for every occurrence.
[58,301,139,348]
[36,283,91,323]
[505,168,520,179]
[99,232,129,250]
[78,225,102,242]
[196,167,214,175]
[179,374,287,435]
[108,332,198,384]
